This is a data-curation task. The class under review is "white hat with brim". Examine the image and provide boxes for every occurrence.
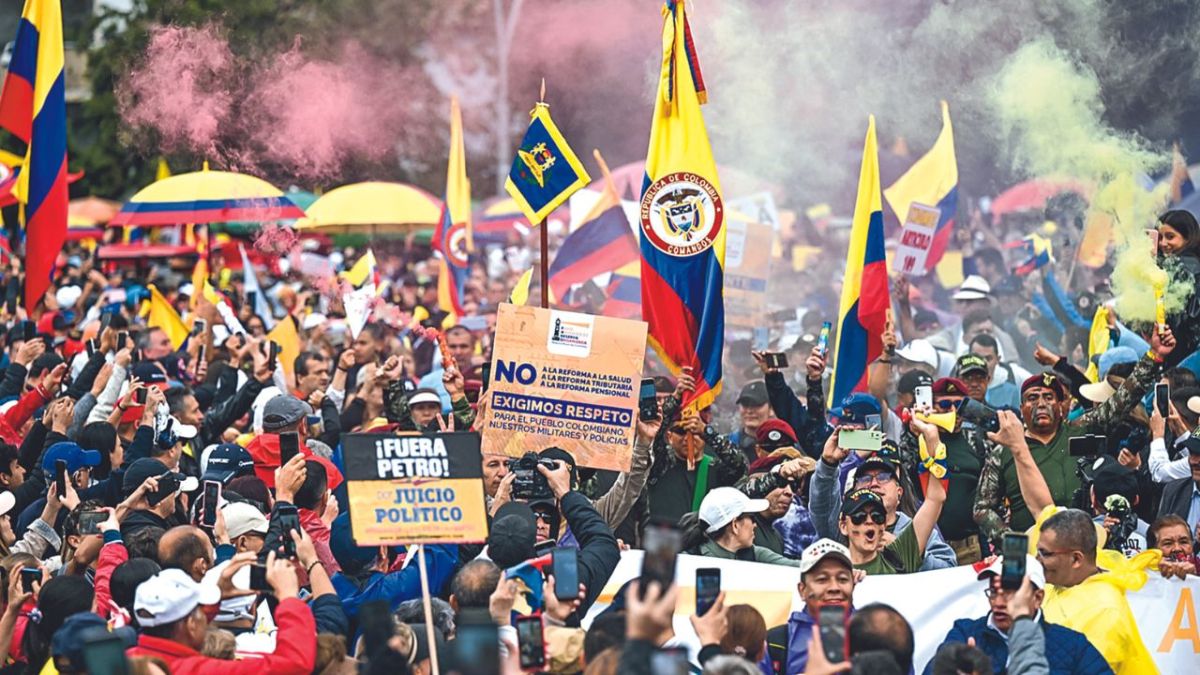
[1079,380,1117,404]
[698,487,769,534]
[409,391,442,407]
[977,555,1046,589]
[895,339,938,369]
[134,568,221,627]
[952,275,992,301]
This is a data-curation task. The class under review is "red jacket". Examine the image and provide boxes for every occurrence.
[126,597,316,675]
[245,434,344,489]
[0,386,49,446]
[93,536,130,624]
[299,508,341,575]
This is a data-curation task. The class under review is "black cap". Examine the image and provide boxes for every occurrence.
[898,370,933,395]
[538,446,577,488]
[1091,456,1138,503]
[737,380,768,407]
[955,354,989,377]
[130,362,168,385]
[1183,437,1200,456]
[202,443,255,484]
[489,502,536,568]
[841,488,885,516]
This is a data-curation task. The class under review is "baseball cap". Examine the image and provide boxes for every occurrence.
[133,568,220,627]
[955,354,989,377]
[262,395,313,432]
[130,362,169,387]
[798,538,854,575]
[737,381,768,407]
[952,275,992,301]
[223,501,270,539]
[1097,346,1138,379]
[840,488,885,516]
[898,370,933,395]
[977,555,1045,589]
[1183,437,1200,456]
[0,491,15,517]
[829,393,880,425]
[698,487,769,533]
[1090,456,1139,503]
[408,388,442,407]
[859,448,901,477]
[1020,372,1068,399]
[488,502,537,567]
[895,339,938,369]
[122,457,197,497]
[932,377,970,397]
[201,443,256,483]
[41,442,102,474]
[51,612,137,670]
[756,419,798,447]
[55,286,83,310]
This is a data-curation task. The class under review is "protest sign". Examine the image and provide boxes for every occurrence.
[343,283,374,339]
[342,432,488,546]
[586,551,1200,673]
[894,201,940,276]
[728,191,780,231]
[481,303,647,471]
[724,217,773,328]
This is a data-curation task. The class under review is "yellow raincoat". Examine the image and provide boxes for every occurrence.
[1028,506,1160,675]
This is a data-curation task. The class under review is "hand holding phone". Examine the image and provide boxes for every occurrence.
[201,481,221,529]
[279,431,301,466]
[639,522,680,598]
[515,614,546,670]
[1156,383,1170,418]
[19,568,40,595]
[817,603,849,663]
[695,568,721,617]
[1001,533,1029,590]
[552,547,580,601]
[914,385,933,409]
[54,459,68,501]
[638,378,659,422]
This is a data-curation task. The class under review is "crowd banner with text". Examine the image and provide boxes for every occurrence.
[481,302,648,471]
[894,201,940,276]
[723,216,773,328]
[585,552,1200,674]
[343,432,488,546]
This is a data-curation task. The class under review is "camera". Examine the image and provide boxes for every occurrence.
[507,452,560,501]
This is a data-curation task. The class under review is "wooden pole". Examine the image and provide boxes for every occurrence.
[416,544,441,675]
[540,220,549,308]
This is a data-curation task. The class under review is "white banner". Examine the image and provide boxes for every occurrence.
[584,552,1200,673]
[895,202,940,277]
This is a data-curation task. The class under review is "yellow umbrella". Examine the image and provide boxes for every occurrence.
[295,181,444,235]
[109,163,305,227]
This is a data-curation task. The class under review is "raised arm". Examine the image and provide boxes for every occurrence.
[989,411,1053,517]
[906,417,946,558]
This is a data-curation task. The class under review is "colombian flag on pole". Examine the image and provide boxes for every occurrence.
[829,117,891,407]
[434,97,471,319]
[883,101,958,272]
[0,0,68,311]
[640,0,724,410]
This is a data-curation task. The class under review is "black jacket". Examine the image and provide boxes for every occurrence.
[559,490,619,624]
[1158,476,1198,522]
[764,371,831,459]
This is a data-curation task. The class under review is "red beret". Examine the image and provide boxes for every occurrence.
[932,377,969,397]
[756,419,798,446]
[1020,372,1068,399]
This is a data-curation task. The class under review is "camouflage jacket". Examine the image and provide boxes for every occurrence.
[647,392,748,489]
[973,354,1163,545]
[383,380,476,432]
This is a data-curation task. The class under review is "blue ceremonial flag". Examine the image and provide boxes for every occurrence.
[505,102,591,226]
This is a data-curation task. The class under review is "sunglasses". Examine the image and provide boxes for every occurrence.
[848,510,886,526]
[532,511,553,522]
[935,399,959,410]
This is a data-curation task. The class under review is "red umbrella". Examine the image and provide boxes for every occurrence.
[990,178,1090,224]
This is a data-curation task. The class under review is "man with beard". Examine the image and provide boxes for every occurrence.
[974,326,1176,542]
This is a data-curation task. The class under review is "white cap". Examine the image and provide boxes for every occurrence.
[55,285,83,309]
[168,415,198,440]
[798,538,853,574]
[0,491,14,518]
[202,562,257,623]
[409,390,442,407]
[895,339,938,369]
[952,275,992,301]
[302,313,327,331]
[698,487,769,533]
[224,501,269,539]
[1188,396,1200,416]
[1079,380,1117,404]
[134,568,221,627]
[977,555,1046,589]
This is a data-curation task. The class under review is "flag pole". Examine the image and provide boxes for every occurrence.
[416,544,441,675]
[539,77,550,309]
[593,148,617,195]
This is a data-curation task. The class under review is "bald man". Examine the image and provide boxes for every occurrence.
[158,525,215,582]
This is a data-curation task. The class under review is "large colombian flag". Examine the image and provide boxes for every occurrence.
[0,0,68,311]
[829,116,891,407]
[640,0,725,410]
[434,97,471,319]
[884,100,958,272]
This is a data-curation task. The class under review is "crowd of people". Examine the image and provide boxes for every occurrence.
[0,196,1195,675]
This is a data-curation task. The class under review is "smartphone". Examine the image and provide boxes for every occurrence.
[914,385,933,409]
[1156,383,1170,417]
[247,291,258,311]
[817,321,832,357]
[146,472,180,506]
[753,326,770,352]
[958,398,1000,432]
[638,377,658,422]
[447,609,500,675]
[695,568,721,617]
[81,629,130,675]
[79,510,107,536]
[817,603,849,663]
[480,362,491,394]
[133,387,147,405]
[86,338,98,357]
[198,344,207,365]
[838,428,883,451]
[764,352,789,369]
[54,459,68,500]
[552,547,580,601]
[1068,434,1108,457]
[515,614,546,670]
[1001,532,1029,590]
[640,521,680,598]
[100,311,113,333]
[279,431,301,466]
[20,567,40,594]
[191,318,207,338]
[202,480,221,529]
[249,564,270,592]
[275,504,299,559]
[650,647,690,675]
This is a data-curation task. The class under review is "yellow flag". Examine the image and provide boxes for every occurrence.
[509,269,533,306]
[148,285,189,350]
[190,257,208,309]
[267,315,301,381]
[1085,306,1111,382]
[156,157,172,181]
[342,249,377,288]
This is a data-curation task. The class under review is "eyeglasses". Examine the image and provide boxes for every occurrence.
[1035,547,1074,560]
[848,511,886,525]
[982,587,1010,599]
[853,472,896,487]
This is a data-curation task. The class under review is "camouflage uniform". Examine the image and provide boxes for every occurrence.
[383,380,476,432]
[973,356,1163,545]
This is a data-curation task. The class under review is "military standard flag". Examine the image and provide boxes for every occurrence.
[505,102,591,226]
[639,0,725,410]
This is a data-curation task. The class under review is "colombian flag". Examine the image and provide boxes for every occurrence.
[604,261,642,320]
[639,0,724,411]
[434,97,471,319]
[884,101,958,271]
[0,0,68,311]
[548,179,637,301]
[829,116,890,407]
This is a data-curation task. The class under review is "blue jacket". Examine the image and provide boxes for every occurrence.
[331,544,458,619]
[923,614,1112,675]
[762,609,815,675]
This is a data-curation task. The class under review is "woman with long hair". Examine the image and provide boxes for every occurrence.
[1155,209,1200,366]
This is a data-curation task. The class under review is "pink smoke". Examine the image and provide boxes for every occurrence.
[117,25,235,157]
[252,222,300,257]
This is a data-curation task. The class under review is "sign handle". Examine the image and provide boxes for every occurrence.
[417,544,442,675]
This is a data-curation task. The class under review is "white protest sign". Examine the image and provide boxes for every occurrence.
[895,202,940,276]
[343,282,375,339]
